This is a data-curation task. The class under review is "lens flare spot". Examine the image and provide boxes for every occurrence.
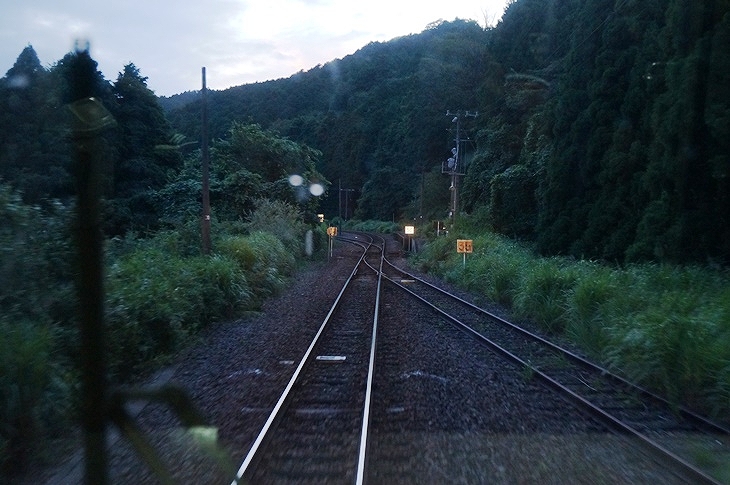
[309,183,324,196]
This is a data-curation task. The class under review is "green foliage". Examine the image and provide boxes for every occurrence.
[563,264,617,357]
[354,167,413,221]
[0,318,52,473]
[0,184,77,473]
[345,219,400,234]
[104,226,302,381]
[462,234,530,307]
[105,62,182,235]
[513,258,578,334]
[0,46,72,204]
[0,185,72,321]
[598,265,730,411]
[244,198,308,255]
[414,220,730,418]
[106,244,251,377]
[235,231,296,303]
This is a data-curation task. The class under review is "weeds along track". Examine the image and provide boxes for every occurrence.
[379,249,730,485]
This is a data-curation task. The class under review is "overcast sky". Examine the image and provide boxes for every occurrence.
[0,1,509,97]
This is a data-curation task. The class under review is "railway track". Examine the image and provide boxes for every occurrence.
[372,233,730,485]
[227,230,727,484]
[231,234,384,484]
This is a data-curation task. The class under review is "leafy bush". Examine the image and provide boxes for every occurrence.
[0,184,75,325]
[0,318,54,473]
[513,258,578,333]
[245,198,308,255]
[464,234,528,307]
[0,185,76,473]
[563,263,617,357]
[106,242,251,378]
[602,267,730,412]
[232,231,295,304]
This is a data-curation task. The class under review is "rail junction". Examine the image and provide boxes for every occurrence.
[227,231,728,484]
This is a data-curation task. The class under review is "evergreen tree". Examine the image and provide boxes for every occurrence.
[0,46,70,203]
[105,63,181,234]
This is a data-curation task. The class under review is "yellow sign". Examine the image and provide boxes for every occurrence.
[456,239,473,253]
[404,225,415,235]
[327,226,338,237]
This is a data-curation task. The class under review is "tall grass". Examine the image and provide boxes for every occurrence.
[413,227,730,418]
[1,185,321,474]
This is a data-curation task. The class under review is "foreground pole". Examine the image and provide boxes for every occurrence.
[67,47,116,485]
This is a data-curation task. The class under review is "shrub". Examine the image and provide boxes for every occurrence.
[245,199,308,255]
[236,231,295,304]
[513,258,578,333]
[105,244,251,378]
[0,318,53,473]
[413,223,730,417]
[563,263,617,357]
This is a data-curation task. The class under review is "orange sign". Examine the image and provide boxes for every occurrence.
[456,239,473,253]
[327,226,338,237]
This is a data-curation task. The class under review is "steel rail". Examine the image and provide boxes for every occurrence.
[380,257,725,485]
[356,235,385,485]
[381,256,730,435]
[231,235,378,485]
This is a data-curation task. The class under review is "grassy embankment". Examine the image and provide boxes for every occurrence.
[0,189,325,475]
[409,226,730,422]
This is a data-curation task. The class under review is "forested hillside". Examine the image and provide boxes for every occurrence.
[1,0,729,476]
[1,1,729,260]
[162,1,730,265]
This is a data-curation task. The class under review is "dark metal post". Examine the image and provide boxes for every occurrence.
[75,131,107,485]
[68,94,116,485]
[66,47,117,485]
[201,67,211,255]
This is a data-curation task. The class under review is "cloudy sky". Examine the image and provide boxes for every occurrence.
[0,1,509,97]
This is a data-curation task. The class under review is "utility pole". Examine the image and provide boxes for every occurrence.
[201,67,211,255]
[338,179,355,220]
[443,110,477,223]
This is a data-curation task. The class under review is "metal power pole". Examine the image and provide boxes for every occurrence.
[201,67,211,255]
[444,110,477,223]
[338,179,355,220]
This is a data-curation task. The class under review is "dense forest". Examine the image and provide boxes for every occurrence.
[1,0,730,475]
[2,1,729,264]
[160,0,730,265]
[3,1,730,264]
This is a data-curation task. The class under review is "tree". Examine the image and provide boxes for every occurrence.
[104,63,181,235]
[0,46,71,203]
